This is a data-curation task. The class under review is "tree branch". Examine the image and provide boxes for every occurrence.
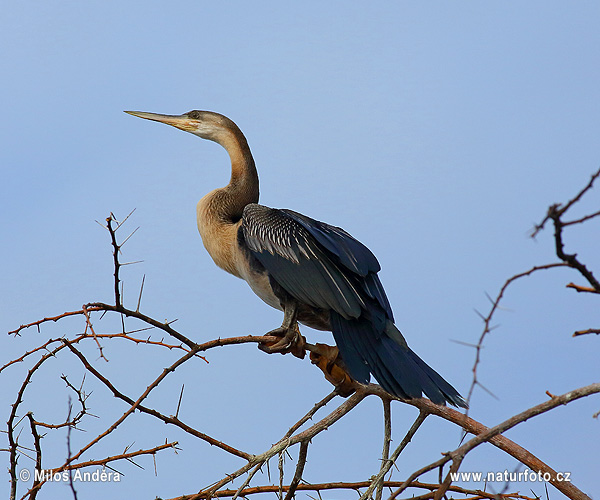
[388,383,600,500]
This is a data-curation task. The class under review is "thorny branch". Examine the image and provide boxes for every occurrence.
[466,262,568,403]
[176,481,541,500]
[531,166,600,293]
[387,383,600,500]
[360,408,427,500]
[5,166,600,500]
[374,397,392,500]
[26,414,41,500]
[468,166,600,406]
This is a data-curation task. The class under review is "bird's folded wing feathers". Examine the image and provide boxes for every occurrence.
[242,204,392,320]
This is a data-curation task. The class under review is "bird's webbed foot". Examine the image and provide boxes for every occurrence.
[258,324,306,359]
[309,343,356,397]
[258,302,306,359]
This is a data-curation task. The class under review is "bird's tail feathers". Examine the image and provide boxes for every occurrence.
[330,313,467,408]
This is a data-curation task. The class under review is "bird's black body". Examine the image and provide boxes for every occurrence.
[241,204,466,407]
[126,109,467,408]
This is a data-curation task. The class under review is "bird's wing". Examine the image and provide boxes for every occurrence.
[278,209,380,276]
[241,204,392,320]
[242,204,467,407]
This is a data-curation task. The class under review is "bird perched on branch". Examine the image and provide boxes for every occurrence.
[126,109,467,408]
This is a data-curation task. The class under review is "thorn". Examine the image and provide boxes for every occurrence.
[476,381,499,400]
[483,291,495,304]
[450,339,480,349]
[136,275,146,313]
[115,208,137,230]
[95,219,109,230]
[175,384,185,419]
[120,226,140,247]
[473,308,485,321]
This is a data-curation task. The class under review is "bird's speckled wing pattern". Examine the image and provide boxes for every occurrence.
[242,204,366,319]
[242,204,392,321]
[280,208,394,322]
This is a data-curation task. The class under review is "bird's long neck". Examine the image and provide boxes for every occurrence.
[209,127,259,222]
[196,123,259,278]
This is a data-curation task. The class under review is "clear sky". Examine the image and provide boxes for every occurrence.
[2,2,599,499]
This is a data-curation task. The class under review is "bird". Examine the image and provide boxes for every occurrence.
[125,109,467,408]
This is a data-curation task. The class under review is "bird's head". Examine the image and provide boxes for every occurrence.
[125,110,241,144]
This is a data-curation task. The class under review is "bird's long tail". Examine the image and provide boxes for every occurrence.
[330,312,467,408]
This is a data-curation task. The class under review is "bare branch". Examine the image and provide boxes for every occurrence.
[283,440,308,500]
[388,383,600,500]
[467,262,567,405]
[196,389,369,499]
[172,480,538,499]
[563,208,600,227]
[361,409,428,500]
[53,441,178,473]
[9,310,87,336]
[26,414,42,500]
[548,204,600,292]
[531,166,600,237]
[573,328,600,337]
[106,214,122,306]
[375,397,392,500]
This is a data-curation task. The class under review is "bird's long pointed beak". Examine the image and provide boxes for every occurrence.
[124,110,198,132]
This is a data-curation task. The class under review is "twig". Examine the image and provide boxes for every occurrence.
[106,214,122,307]
[1,331,188,377]
[33,375,90,430]
[562,209,600,227]
[231,463,263,500]
[26,414,42,500]
[468,263,567,405]
[63,339,250,460]
[51,441,178,473]
[283,390,338,439]
[8,342,67,500]
[66,398,78,500]
[9,310,88,336]
[531,167,600,237]
[172,480,537,499]
[360,410,428,500]
[62,339,252,460]
[196,389,369,499]
[82,305,108,361]
[566,283,598,294]
[375,398,392,500]
[283,441,309,500]
[573,328,600,337]
[530,167,600,292]
[548,204,600,292]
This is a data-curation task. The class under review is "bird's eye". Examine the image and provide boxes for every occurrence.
[187,110,201,119]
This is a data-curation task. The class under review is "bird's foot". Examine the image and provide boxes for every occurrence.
[309,343,356,397]
[258,325,306,359]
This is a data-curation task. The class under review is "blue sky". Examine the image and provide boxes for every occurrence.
[2,2,599,499]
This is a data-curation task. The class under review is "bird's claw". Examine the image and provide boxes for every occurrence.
[258,326,306,359]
